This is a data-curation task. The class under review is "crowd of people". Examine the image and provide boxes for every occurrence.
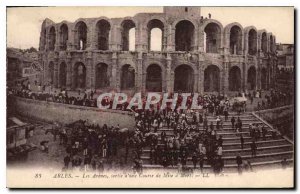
[8,82,292,174]
[130,106,282,175]
[9,84,245,116]
[48,120,135,173]
[256,90,293,111]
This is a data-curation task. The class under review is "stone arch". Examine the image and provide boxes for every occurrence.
[175,20,195,51]
[204,65,220,92]
[48,26,56,51]
[121,64,135,90]
[245,26,257,55]
[95,19,111,50]
[59,23,68,51]
[174,64,194,92]
[147,19,164,51]
[59,62,67,87]
[261,31,268,53]
[204,22,222,53]
[73,62,86,89]
[224,23,243,55]
[95,63,109,89]
[247,66,256,90]
[121,19,136,51]
[146,64,162,92]
[74,21,88,50]
[228,66,242,91]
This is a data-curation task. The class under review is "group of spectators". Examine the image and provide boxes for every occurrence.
[256,90,293,111]
[52,120,133,172]
[8,82,291,174]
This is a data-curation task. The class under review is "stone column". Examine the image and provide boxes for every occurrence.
[198,57,204,94]
[55,28,60,51]
[223,62,229,94]
[242,62,246,92]
[53,62,58,88]
[57,62,61,88]
[66,55,72,89]
[257,60,261,90]
[136,52,144,93]
[166,53,172,93]
[90,25,97,50]
[111,52,118,90]
[86,52,93,89]
[166,25,175,51]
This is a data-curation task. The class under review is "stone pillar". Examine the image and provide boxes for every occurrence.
[67,25,74,50]
[198,28,204,52]
[162,26,168,51]
[223,62,229,94]
[55,28,60,51]
[257,60,261,90]
[198,57,204,94]
[86,52,93,89]
[66,56,72,89]
[116,25,122,51]
[166,53,172,93]
[57,62,61,88]
[193,28,198,52]
[90,25,97,50]
[136,52,144,93]
[111,52,118,90]
[242,62,246,92]
[53,62,58,88]
[166,25,175,51]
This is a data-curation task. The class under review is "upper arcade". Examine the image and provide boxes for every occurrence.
[39,6,277,56]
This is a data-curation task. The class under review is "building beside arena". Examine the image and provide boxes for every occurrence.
[38,6,277,95]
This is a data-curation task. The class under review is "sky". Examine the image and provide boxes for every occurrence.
[7,6,294,49]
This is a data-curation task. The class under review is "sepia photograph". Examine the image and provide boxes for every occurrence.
[5,5,295,188]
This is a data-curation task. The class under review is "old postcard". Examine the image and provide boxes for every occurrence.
[6,6,294,188]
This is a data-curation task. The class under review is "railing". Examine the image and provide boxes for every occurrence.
[252,108,294,145]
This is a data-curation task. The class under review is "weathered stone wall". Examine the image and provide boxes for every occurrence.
[255,105,294,121]
[255,105,294,139]
[12,97,135,129]
[39,6,277,94]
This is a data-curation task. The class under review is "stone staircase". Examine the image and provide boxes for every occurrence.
[140,112,294,172]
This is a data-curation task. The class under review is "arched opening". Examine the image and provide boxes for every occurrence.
[174,65,194,92]
[204,23,221,53]
[75,21,87,50]
[270,35,273,53]
[121,64,135,89]
[48,27,56,51]
[48,62,54,84]
[96,20,110,50]
[73,62,86,89]
[59,62,67,87]
[121,20,136,51]
[60,24,68,51]
[247,66,256,90]
[261,68,267,90]
[261,32,267,53]
[229,25,242,55]
[175,20,195,51]
[248,29,257,55]
[229,66,242,91]
[95,63,109,89]
[146,64,162,92]
[147,19,164,51]
[204,65,220,92]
